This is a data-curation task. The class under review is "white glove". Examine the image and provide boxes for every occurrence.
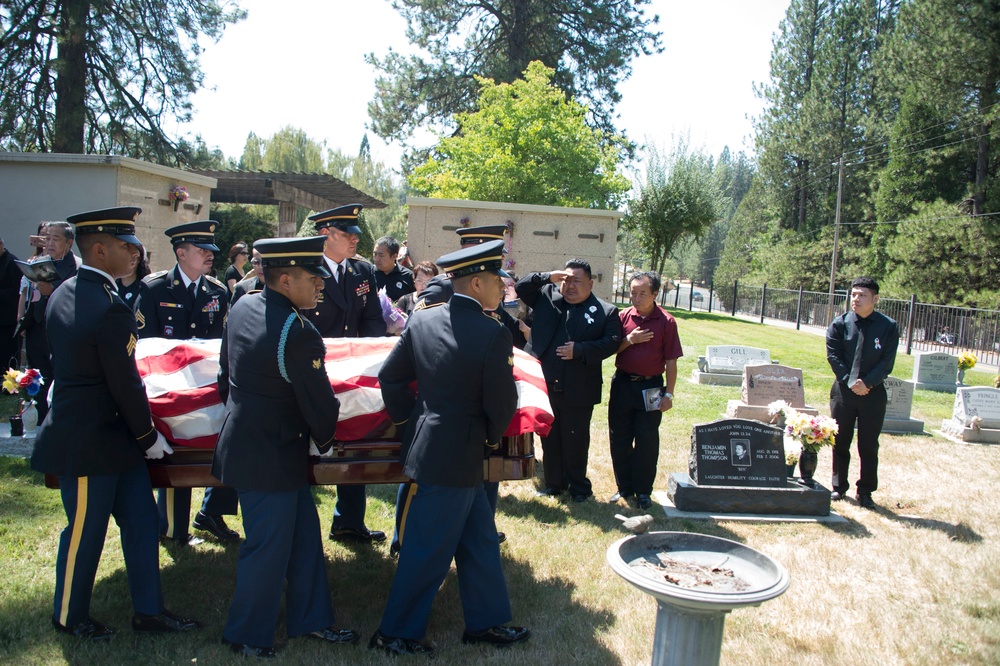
[145,432,174,460]
[309,438,338,458]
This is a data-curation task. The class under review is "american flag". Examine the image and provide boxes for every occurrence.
[135,337,553,449]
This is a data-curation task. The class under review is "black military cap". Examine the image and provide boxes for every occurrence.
[437,239,510,279]
[308,204,364,235]
[457,225,507,246]
[66,206,143,246]
[164,220,221,252]
[254,236,331,278]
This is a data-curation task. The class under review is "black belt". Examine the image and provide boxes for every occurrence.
[616,371,660,382]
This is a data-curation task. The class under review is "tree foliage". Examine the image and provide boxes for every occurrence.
[0,0,245,163]
[409,61,630,209]
[366,0,662,158]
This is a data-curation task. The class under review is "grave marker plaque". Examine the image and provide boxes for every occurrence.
[883,376,915,420]
[742,364,806,407]
[913,352,958,386]
[705,346,771,375]
[689,419,786,488]
[952,387,1000,428]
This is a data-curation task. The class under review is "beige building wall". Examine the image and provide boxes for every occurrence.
[1,153,215,272]
[406,197,622,301]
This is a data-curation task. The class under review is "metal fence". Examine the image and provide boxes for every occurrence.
[614,276,1000,367]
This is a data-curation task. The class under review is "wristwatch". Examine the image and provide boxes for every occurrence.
[662,392,673,400]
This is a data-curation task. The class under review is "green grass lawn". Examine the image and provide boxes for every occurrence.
[1,309,998,665]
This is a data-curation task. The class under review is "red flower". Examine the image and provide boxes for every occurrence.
[24,368,40,380]
[18,375,31,388]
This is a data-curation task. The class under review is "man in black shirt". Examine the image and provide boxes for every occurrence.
[372,236,415,302]
[826,276,899,509]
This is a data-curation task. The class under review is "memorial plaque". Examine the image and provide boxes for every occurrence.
[913,352,958,386]
[705,346,771,375]
[952,387,1000,428]
[883,376,914,420]
[742,364,806,407]
[688,419,786,488]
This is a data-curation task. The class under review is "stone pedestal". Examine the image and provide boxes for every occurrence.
[725,401,818,422]
[940,419,1000,444]
[690,368,742,386]
[667,473,831,516]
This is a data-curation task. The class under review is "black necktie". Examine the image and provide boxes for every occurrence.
[188,281,198,307]
[338,264,347,295]
[848,319,864,385]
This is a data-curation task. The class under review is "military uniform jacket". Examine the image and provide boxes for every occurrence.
[211,288,341,492]
[229,275,263,306]
[516,272,622,406]
[379,295,517,487]
[31,269,158,477]
[135,265,228,340]
[304,258,387,338]
[418,275,527,349]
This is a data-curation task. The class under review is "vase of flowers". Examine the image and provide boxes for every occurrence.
[3,368,45,436]
[769,400,838,487]
[957,353,976,385]
[168,185,189,211]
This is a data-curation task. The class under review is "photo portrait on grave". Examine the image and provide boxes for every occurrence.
[731,439,751,467]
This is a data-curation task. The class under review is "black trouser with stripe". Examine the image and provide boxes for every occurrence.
[830,381,887,496]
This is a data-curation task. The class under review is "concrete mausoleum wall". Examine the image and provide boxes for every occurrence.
[0,152,215,272]
[405,196,623,301]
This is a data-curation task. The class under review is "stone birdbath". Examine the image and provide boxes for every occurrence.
[607,531,790,666]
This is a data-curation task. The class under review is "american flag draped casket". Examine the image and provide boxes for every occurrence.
[135,337,554,449]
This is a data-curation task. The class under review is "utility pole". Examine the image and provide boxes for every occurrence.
[827,155,845,324]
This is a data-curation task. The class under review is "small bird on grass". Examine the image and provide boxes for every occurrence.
[614,514,654,535]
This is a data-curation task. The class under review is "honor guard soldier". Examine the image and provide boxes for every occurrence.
[31,206,200,641]
[304,204,388,546]
[212,236,358,658]
[135,220,239,545]
[371,240,530,656]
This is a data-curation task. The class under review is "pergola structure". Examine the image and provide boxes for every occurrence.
[190,169,387,236]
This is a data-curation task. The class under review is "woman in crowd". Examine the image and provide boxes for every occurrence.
[395,260,439,317]
[116,244,151,311]
[224,242,249,291]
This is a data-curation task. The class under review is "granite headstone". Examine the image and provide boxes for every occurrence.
[688,419,786,488]
[705,346,771,375]
[952,387,1000,428]
[912,352,958,392]
[742,364,806,407]
[883,376,914,420]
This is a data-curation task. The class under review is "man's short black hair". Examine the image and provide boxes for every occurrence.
[263,265,296,287]
[565,258,592,279]
[375,236,400,256]
[48,220,75,242]
[629,271,661,293]
[851,276,879,294]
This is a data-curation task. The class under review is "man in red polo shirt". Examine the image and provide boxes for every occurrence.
[609,271,683,510]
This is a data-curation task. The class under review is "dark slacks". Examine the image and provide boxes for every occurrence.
[830,381,887,495]
[330,484,368,532]
[391,480,499,550]
[224,486,335,648]
[608,373,663,496]
[24,327,51,421]
[379,483,511,640]
[54,464,163,627]
[540,392,595,497]
[158,485,239,539]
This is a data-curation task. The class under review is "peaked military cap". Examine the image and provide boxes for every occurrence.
[66,206,143,246]
[164,220,221,252]
[437,239,510,279]
[457,225,507,246]
[309,204,363,235]
[254,236,331,278]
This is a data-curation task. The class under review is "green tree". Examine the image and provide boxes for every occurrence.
[409,61,630,209]
[366,0,661,158]
[0,0,245,163]
[625,139,724,277]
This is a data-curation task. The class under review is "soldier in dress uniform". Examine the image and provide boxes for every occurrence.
[212,236,359,658]
[31,206,200,641]
[370,240,530,656]
[303,204,388,545]
[134,220,239,545]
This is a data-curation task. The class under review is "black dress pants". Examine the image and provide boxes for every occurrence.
[608,373,663,496]
[540,392,595,497]
[830,381,887,495]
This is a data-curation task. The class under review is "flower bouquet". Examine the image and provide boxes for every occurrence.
[768,400,838,485]
[168,185,189,210]
[3,367,44,408]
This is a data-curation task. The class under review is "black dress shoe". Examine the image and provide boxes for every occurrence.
[609,491,633,503]
[223,636,277,658]
[389,541,400,558]
[571,493,590,503]
[637,494,653,510]
[497,531,507,544]
[830,491,846,501]
[52,617,114,641]
[132,609,202,633]
[857,493,876,510]
[302,626,360,644]
[462,625,531,646]
[193,511,240,541]
[329,526,387,543]
[368,630,434,656]
[535,487,562,497]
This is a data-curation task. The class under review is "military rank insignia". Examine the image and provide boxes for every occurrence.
[136,310,146,329]
[312,358,322,369]
[508,355,514,366]
[355,281,370,297]
[127,333,137,357]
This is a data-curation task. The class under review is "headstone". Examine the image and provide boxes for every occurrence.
[940,387,1000,444]
[881,376,924,434]
[911,352,958,393]
[742,364,806,407]
[691,346,771,386]
[688,419,787,488]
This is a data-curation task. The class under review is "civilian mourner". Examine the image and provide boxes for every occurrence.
[372,235,415,301]
[135,220,239,544]
[371,239,530,655]
[826,276,899,510]
[304,204,388,546]
[609,271,682,510]
[212,236,359,658]
[31,206,200,641]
